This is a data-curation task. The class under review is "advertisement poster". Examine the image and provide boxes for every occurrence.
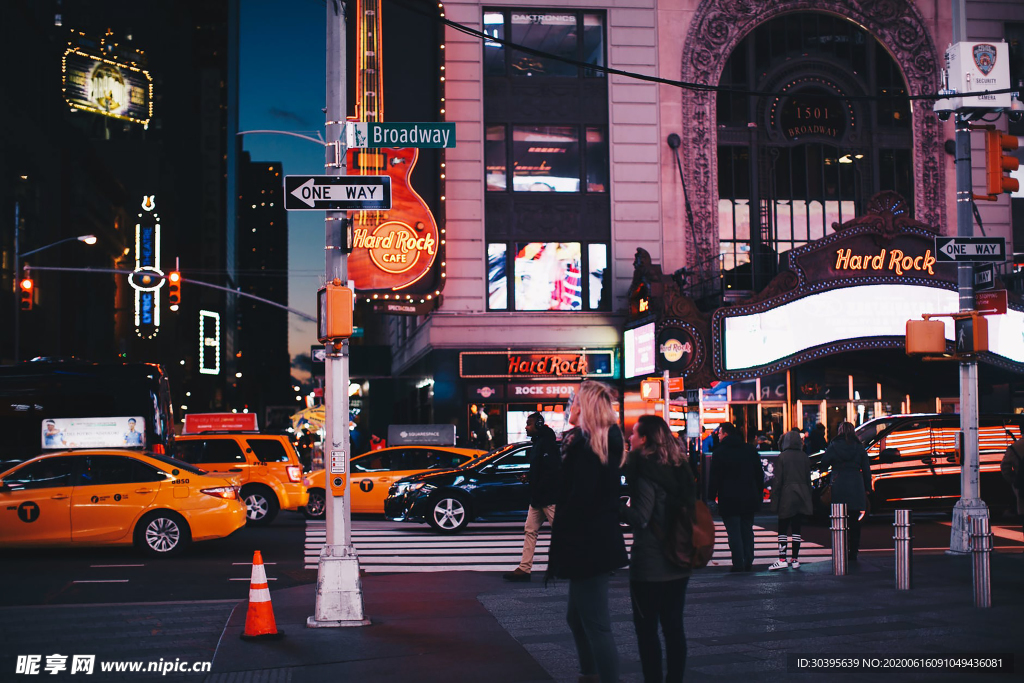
[41,417,146,449]
[63,49,153,125]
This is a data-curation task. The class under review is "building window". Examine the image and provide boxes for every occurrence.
[486,124,607,193]
[487,242,608,311]
[484,10,605,78]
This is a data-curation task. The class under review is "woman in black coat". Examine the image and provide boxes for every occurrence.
[621,415,695,683]
[548,381,628,683]
[821,421,872,561]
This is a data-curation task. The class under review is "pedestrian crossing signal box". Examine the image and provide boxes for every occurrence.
[317,280,354,343]
[905,319,945,355]
[640,379,662,401]
[954,315,988,354]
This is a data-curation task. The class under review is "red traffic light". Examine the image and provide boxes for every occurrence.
[984,129,1020,196]
[167,271,181,308]
[19,278,34,311]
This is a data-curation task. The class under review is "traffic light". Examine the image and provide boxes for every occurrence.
[167,271,181,310]
[18,277,33,311]
[984,129,1020,196]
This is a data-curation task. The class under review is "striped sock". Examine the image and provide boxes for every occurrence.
[777,534,788,561]
[792,534,802,560]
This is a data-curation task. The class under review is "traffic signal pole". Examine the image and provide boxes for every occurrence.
[948,0,986,554]
[307,0,367,627]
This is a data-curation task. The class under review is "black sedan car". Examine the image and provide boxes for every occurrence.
[384,441,630,533]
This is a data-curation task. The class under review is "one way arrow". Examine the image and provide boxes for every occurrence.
[291,178,317,208]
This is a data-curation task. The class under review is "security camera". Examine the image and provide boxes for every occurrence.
[936,110,951,122]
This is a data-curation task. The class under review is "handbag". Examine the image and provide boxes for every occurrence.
[818,482,833,507]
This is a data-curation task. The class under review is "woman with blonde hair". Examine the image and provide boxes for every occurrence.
[548,381,629,683]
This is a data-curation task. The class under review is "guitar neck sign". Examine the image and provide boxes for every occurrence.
[346,122,456,149]
[284,175,392,211]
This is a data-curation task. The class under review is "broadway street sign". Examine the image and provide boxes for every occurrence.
[346,122,456,149]
[284,175,391,211]
[934,237,1006,262]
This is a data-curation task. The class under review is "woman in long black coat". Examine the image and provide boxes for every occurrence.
[821,421,872,561]
[548,381,628,683]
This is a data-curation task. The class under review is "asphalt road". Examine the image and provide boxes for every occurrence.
[2,511,1020,607]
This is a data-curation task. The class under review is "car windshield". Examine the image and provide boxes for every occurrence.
[855,419,898,448]
[145,453,209,476]
[459,442,524,468]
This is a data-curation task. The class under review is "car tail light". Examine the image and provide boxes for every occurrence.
[286,465,302,483]
[201,486,238,500]
[151,444,165,455]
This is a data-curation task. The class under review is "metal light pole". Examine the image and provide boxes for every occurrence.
[948,0,987,554]
[308,0,367,627]
[13,233,97,363]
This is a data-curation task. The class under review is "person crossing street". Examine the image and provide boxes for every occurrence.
[504,412,561,582]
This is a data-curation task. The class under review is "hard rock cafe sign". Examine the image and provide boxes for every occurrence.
[352,223,437,275]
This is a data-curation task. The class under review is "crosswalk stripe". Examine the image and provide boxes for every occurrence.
[302,520,830,572]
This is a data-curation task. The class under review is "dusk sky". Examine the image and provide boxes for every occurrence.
[239,0,328,369]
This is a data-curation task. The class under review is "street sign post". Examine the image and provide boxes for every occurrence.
[976,289,1008,315]
[345,122,455,149]
[934,236,1006,262]
[973,263,995,291]
[284,175,391,211]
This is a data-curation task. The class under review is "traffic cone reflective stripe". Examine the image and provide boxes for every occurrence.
[240,550,283,640]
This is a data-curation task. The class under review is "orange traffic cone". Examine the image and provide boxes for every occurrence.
[240,550,284,640]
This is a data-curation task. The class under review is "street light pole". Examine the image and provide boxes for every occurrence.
[307,0,366,627]
[948,0,986,554]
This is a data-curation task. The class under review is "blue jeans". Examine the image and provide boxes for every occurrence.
[566,573,619,683]
[721,514,755,569]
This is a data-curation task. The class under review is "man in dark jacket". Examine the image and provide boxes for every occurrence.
[504,413,560,581]
[708,422,764,571]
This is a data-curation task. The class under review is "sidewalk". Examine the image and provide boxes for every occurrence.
[208,551,1024,683]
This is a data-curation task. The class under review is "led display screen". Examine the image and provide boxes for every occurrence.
[625,322,656,378]
[42,417,145,449]
[722,284,1024,370]
[514,242,582,310]
[63,49,152,125]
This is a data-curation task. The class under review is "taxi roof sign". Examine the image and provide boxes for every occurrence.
[183,413,259,434]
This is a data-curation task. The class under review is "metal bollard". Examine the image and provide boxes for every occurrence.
[969,517,992,608]
[830,503,848,576]
[893,509,913,590]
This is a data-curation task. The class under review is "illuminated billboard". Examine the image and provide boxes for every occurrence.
[62,48,153,125]
[42,416,145,450]
[624,322,656,378]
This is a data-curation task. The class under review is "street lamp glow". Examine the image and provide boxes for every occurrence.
[78,235,98,245]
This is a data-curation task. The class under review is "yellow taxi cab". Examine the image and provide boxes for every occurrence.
[172,430,308,526]
[0,450,246,556]
[302,445,486,518]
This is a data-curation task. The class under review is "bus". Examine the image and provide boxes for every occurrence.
[0,360,175,471]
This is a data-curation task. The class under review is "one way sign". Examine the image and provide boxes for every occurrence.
[284,175,392,211]
[934,237,1006,263]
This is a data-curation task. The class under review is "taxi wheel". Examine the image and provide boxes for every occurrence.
[426,493,470,533]
[242,486,279,526]
[135,511,191,557]
[302,488,326,520]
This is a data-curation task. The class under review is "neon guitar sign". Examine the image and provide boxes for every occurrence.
[347,0,442,296]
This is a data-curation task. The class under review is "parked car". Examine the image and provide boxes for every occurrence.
[808,414,1024,516]
[302,445,486,518]
[170,432,307,525]
[0,450,246,556]
[384,441,631,533]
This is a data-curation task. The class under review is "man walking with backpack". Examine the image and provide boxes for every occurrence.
[709,422,765,572]
[504,412,560,581]
[1000,433,1024,540]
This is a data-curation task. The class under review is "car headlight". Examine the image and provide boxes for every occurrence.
[395,481,432,495]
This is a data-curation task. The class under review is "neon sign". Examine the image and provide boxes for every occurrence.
[132,195,162,339]
[834,248,937,276]
[199,310,221,375]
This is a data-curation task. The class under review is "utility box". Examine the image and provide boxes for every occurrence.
[906,319,946,355]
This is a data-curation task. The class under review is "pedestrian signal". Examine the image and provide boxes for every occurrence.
[167,271,181,310]
[19,278,33,311]
[640,379,662,401]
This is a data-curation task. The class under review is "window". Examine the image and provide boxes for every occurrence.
[247,439,292,463]
[487,125,607,194]
[487,241,609,311]
[3,457,76,490]
[78,456,165,486]
[174,439,246,465]
[484,10,605,78]
[352,453,390,473]
[487,447,532,473]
